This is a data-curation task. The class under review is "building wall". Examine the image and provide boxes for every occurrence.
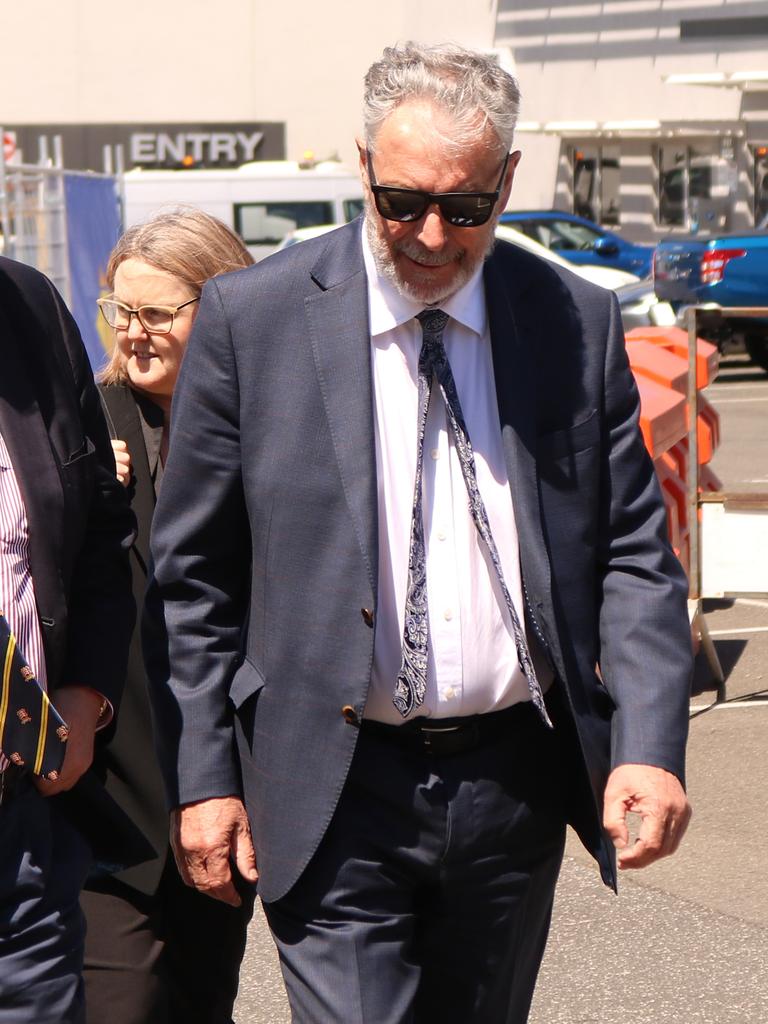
[496,0,768,233]
[6,1,765,234]
[1,0,496,170]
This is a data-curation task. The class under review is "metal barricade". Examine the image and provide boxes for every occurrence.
[0,129,70,302]
[686,305,768,701]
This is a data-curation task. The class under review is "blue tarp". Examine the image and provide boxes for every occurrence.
[64,175,120,374]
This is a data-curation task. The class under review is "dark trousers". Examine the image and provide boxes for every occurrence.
[263,703,567,1024]
[0,777,92,1024]
[81,849,255,1024]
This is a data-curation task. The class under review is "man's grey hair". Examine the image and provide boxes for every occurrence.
[363,42,520,156]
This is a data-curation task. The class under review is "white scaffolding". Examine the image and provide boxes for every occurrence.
[0,130,71,303]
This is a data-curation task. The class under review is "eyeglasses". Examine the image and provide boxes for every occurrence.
[96,296,200,335]
[366,151,510,228]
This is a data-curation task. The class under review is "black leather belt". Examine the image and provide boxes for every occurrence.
[360,701,538,757]
[0,763,27,807]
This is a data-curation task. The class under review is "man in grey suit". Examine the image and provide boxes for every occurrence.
[145,42,693,1023]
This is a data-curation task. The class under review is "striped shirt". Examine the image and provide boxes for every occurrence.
[0,432,47,771]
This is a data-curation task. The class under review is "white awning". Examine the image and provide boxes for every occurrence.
[515,121,744,139]
[664,71,768,92]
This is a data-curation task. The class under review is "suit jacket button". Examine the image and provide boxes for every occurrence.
[342,705,359,725]
[361,608,374,628]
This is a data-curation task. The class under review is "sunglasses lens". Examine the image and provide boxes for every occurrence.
[373,188,496,227]
[438,195,494,227]
[374,188,427,223]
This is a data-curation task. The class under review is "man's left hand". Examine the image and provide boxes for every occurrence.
[33,686,102,796]
[603,763,692,869]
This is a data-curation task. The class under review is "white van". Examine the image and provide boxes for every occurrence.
[121,160,364,259]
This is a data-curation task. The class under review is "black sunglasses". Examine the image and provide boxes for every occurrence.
[366,151,510,228]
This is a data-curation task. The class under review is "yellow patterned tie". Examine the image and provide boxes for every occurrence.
[0,612,68,780]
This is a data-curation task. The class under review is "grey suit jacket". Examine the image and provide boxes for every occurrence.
[144,221,692,900]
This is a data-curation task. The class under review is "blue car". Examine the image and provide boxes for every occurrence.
[497,210,654,277]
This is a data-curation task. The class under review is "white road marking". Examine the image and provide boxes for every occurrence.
[709,396,768,404]
[690,699,768,710]
[708,626,768,636]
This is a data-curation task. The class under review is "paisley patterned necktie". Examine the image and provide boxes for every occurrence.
[0,612,69,780]
[393,309,551,727]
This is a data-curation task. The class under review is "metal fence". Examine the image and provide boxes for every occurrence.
[0,131,72,301]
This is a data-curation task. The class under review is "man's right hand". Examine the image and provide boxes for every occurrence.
[170,796,258,906]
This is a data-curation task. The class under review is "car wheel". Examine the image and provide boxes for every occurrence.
[745,332,768,374]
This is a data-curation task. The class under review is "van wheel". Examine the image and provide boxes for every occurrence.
[745,333,768,374]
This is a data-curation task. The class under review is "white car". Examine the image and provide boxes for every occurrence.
[277,223,640,292]
[275,224,343,249]
[494,224,639,290]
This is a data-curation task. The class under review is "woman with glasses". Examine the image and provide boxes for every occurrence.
[83,208,254,1024]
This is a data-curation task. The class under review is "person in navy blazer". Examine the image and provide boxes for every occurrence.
[145,43,693,1023]
[0,255,135,1024]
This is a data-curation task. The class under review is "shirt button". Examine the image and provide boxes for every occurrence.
[437,529,447,541]
[430,448,440,460]
[444,687,456,699]
[443,609,453,621]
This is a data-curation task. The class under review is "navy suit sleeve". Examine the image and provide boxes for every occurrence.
[143,277,251,808]
[44,277,137,709]
[596,294,691,782]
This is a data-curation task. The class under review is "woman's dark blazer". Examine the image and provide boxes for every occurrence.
[92,382,168,894]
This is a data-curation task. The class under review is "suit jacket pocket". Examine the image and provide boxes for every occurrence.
[537,410,599,461]
[58,438,97,526]
[230,656,266,758]
[229,655,266,710]
[61,437,96,468]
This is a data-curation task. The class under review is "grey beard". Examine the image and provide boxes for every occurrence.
[364,202,496,306]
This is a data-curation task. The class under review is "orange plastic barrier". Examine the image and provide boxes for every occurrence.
[626,326,720,389]
[694,394,720,462]
[625,326,722,580]
[626,339,688,394]
[634,376,687,459]
[654,453,686,563]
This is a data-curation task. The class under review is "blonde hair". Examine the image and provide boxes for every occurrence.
[99,207,253,385]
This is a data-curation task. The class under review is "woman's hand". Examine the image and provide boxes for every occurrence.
[111,439,132,487]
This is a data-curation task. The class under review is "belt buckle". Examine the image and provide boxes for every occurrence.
[421,721,478,755]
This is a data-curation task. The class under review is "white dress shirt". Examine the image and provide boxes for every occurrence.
[363,232,551,724]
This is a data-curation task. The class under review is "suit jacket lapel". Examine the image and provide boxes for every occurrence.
[98,384,155,574]
[305,229,378,593]
[484,257,555,628]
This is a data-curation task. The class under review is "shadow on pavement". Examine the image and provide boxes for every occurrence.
[691,638,747,697]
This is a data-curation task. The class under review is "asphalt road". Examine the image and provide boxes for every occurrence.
[233,350,768,1024]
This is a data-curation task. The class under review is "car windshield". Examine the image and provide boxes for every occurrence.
[540,220,602,251]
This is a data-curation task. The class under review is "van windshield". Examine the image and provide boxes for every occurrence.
[235,201,335,245]
[344,198,364,221]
